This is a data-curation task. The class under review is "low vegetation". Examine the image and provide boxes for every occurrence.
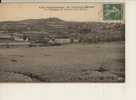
[0,42,125,82]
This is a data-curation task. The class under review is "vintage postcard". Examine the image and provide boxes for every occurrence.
[0,2,125,82]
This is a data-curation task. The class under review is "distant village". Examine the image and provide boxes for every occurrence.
[0,18,125,48]
[0,31,81,47]
[0,29,124,48]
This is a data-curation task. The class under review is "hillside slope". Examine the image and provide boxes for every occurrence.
[0,18,125,42]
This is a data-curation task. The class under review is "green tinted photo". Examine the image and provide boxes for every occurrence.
[103,4,123,20]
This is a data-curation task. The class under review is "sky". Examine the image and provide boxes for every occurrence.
[0,3,103,22]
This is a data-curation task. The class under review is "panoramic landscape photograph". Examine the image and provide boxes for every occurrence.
[0,3,125,82]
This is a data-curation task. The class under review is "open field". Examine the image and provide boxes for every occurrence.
[0,41,125,82]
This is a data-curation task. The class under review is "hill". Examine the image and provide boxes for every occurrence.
[0,18,125,42]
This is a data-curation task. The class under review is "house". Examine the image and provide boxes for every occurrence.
[48,35,71,45]
[14,36,25,41]
[54,38,71,44]
[0,33,14,42]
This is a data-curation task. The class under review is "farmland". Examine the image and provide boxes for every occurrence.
[0,41,125,82]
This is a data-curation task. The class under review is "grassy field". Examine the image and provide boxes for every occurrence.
[0,41,125,82]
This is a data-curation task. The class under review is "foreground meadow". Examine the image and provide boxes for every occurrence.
[0,41,125,82]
